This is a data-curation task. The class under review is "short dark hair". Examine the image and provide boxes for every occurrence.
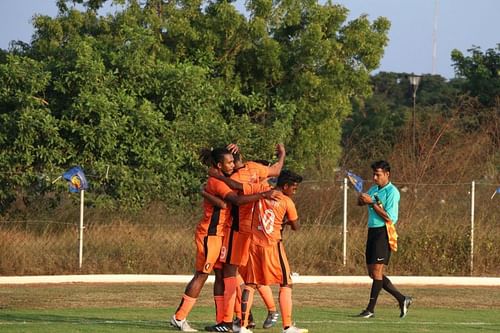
[199,147,231,167]
[233,152,242,163]
[277,170,303,187]
[371,160,391,172]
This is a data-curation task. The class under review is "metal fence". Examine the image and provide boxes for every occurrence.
[1,178,499,276]
[293,178,500,276]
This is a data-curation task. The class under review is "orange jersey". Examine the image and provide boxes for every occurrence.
[232,161,269,184]
[252,192,298,247]
[229,161,269,234]
[196,177,235,236]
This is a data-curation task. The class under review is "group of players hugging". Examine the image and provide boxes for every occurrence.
[170,143,308,333]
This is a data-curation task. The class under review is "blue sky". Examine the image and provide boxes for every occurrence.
[1,0,498,79]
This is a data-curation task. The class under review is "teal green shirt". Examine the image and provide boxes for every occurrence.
[366,182,400,228]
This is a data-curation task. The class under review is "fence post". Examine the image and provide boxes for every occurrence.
[470,181,475,276]
[79,189,85,269]
[343,177,348,266]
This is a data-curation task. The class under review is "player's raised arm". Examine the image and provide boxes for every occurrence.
[267,144,286,177]
[226,143,240,155]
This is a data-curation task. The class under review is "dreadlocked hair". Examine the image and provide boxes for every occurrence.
[199,147,232,167]
[277,170,303,187]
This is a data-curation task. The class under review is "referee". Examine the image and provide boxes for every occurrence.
[357,160,412,318]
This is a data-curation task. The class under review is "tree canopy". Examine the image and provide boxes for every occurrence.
[0,0,390,210]
[452,44,500,106]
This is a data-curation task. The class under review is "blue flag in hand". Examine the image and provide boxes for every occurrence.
[491,186,500,199]
[347,171,364,193]
[63,166,88,193]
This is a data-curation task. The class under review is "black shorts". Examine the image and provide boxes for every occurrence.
[365,226,391,265]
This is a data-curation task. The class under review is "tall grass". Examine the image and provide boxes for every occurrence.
[1,183,500,276]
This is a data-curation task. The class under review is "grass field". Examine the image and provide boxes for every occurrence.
[1,283,499,332]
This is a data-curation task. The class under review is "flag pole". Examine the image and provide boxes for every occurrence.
[79,189,84,269]
[470,181,475,276]
[343,177,348,266]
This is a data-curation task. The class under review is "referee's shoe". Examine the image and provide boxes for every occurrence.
[399,296,413,318]
[357,309,374,318]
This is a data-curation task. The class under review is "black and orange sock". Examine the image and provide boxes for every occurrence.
[241,286,255,328]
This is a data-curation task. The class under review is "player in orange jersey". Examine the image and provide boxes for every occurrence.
[171,147,278,332]
[203,183,279,331]
[238,170,308,333]
[205,144,285,332]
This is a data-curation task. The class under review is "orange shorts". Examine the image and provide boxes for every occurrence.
[244,241,292,286]
[220,228,252,266]
[195,233,223,273]
[238,264,248,282]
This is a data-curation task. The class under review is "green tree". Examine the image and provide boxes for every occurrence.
[239,2,390,173]
[451,45,500,106]
[0,0,390,211]
[0,54,68,209]
[341,71,464,164]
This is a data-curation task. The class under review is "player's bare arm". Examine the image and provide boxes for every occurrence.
[207,167,244,191]
[267,143,286,177]
[226,143,239,155]
[287,219,300,231]
[225,189,279,206]
[201,190,227,209]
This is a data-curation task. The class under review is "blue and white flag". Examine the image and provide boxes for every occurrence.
[63,166,88,193]
[491,187,500,199]
[347,171,364,193]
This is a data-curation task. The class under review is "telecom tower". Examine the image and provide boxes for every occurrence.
[432,0,439,75]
